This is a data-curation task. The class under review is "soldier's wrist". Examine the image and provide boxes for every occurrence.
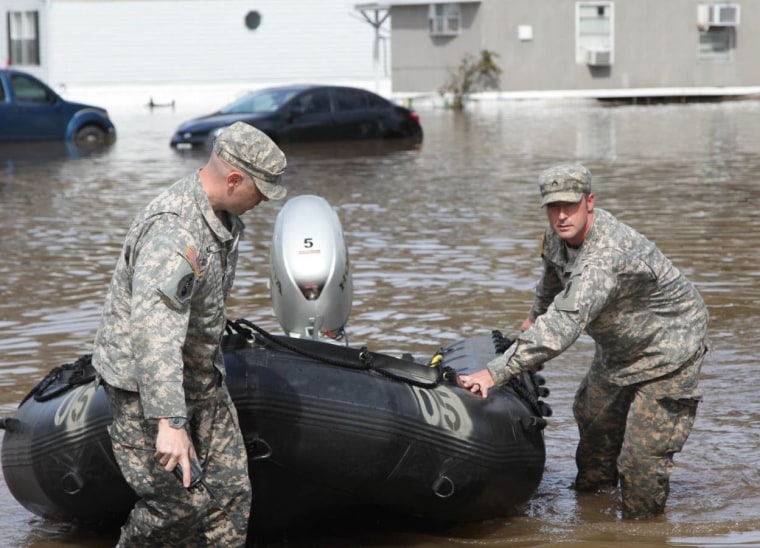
[164,417,187,429]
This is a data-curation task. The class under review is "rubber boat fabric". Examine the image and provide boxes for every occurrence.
[1,319,551,534]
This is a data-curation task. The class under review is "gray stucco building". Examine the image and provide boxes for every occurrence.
[357,0,758,97]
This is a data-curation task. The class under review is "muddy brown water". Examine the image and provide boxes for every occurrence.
[1,97,759,547]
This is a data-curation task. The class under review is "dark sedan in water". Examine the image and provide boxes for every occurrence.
[0,69,116,145]
[170,84,422,148]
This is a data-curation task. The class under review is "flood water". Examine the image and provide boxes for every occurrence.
[1,94,759,547]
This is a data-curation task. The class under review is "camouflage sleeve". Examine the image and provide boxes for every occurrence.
[529,259,564,321]
[129,216,198,419]
[528,229,563,321]
[488,260,616,385]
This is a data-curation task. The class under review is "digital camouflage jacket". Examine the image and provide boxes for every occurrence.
[488,208,708,387]
[92,172,242,419]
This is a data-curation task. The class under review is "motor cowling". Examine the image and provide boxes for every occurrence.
[270,195,352,342]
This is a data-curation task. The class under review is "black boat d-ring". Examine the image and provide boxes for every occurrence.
[249,438,273,461]
[432,474,455,498]
[60,472,85,495]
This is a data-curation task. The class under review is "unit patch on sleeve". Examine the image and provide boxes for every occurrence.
[157,249,200,311]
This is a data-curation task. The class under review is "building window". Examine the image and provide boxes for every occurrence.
[429,3,461,36]
[576,2,613,65]
[697,4,739,62]
[7,11,40,66]
[698,27,734,61]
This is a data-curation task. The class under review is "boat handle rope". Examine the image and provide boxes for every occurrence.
[229,319,371,371]
[0,417,20,432]
[507,376,551,419]
[229,319,445,388]
[23,354,97,405]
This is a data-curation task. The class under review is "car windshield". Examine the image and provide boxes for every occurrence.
[219,88,302,114]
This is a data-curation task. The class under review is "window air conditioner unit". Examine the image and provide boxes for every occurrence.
[586,49,611,66]
[698,4,740,27]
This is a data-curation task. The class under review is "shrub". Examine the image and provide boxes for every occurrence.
[439,50,502,110]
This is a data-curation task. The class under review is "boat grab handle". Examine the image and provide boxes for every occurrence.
[252,438,272,460]
[244,435,273,460]
[432,474,455,498]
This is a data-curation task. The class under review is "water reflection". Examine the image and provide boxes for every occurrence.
[1,97,759,547]
[0,139,113,171]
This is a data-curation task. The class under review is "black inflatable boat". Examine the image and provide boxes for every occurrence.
[1,320,550,533]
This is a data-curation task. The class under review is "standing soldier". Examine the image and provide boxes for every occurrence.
[459,164,709,519]
[92,122,287,546]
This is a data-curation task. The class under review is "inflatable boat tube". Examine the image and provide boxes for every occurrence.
[1,320,550,533]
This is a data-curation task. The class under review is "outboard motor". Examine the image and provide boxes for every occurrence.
[270,195,352,343]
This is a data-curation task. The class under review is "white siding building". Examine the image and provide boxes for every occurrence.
[1,0,391,94]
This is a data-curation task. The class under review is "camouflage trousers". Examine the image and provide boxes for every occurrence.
[104,382,252,547]
[572,343,706,519]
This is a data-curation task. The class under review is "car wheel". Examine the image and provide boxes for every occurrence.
[74,125,108,145]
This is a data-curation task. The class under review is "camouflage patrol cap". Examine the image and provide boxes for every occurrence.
[538,164,592,206]
[213,122,287,200]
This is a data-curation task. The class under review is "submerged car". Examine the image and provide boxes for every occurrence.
[0,69,116,145]
[170,84,422,148]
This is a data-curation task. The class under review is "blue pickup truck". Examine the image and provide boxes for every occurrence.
[0,69,116,144]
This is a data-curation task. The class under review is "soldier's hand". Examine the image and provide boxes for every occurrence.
[155,419,194,488]
[457,369,496,398]
[520,317,534,332]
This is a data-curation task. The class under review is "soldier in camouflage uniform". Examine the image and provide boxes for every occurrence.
[92,122,287,546]
[459,164,709,519]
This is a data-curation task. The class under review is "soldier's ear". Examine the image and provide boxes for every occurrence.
[226,170,245,191]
